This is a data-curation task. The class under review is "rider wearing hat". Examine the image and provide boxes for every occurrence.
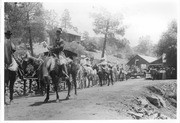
[51,28,69,79]
[53,28,64,53]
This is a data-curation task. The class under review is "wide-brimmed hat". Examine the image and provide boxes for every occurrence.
[5,30,12,36]
[56,28,62,33]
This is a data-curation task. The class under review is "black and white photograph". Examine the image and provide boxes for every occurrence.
[2,0,179,121]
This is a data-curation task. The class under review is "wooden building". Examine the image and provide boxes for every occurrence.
[127,54,157,70]
[63,29,81,42]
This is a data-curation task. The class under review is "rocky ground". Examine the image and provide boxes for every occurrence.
[5,79,177,120]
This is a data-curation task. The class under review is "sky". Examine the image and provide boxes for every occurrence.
[43,0,178,47]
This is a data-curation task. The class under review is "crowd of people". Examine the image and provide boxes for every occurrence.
[148,66,177,80]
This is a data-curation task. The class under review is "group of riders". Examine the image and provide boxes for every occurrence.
[4,28,128,104]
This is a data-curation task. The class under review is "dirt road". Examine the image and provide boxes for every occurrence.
[5,79,177,120]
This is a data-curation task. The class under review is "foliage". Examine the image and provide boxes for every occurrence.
[91,8,126,57]
[133,36,155,56]
[5,2,46,56]
[64,41,86,56]
[156,20,177,68]
[92,9,125,36]
[44,9,60,30]
[60,9,78,32]
[81,33,100,52]
[5,2,46,42]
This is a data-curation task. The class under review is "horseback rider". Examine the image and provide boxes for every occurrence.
[51,28,69,79]
[4,30,18,71]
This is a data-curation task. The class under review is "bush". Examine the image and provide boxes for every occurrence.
[64,41,86,56]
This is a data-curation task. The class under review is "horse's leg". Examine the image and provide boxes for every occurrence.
[111,74,114,85]
[4,82,8,105]
[44,77,50,103]
[107,74,110,86]
[99,74,102,86]
[23,79,26,96]
[72,73,77,95]
[64,80,66,90]
[39,80,44,95]
[4,70,9,105]
[9,71,16,103]
[37,79,40,92]
[29,79,32,93]
[66,78,71,100]
[84,76,86,88]
[87,76,90,88]
[54,77,60,102]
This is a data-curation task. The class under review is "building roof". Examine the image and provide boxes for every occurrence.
[138,54,157,63]
[150,56,163,64]
[64,29,81,36]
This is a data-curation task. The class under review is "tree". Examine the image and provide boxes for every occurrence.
[133,36,154,56]
[44,9,60,30]
[156,20,177,68]
[81,32,99,52]
[82,31,90,40]
[60,9,73,29]
[91,9,126,57]
[5,2,46,55]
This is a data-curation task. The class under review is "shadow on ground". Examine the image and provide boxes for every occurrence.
[29,98,68,107]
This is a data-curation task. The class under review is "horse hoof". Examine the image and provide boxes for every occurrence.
[44,99,48,103]
[9,100,14,104]
[4,102,10,105]
[56,99,60,103]
[66,96,70,100]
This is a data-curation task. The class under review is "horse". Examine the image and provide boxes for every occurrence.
[19,53,44,95]
[92,64,109,86]
[66,57,80,95]
[39,51,80,103]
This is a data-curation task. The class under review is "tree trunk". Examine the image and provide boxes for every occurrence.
[102,33,107,58]
[28,26,33,56]
[27,11,34,56]
[101,20,109,58]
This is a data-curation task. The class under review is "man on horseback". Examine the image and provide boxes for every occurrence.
[50,28,69,79]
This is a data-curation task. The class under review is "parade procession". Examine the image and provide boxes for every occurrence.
[3,1,177,120]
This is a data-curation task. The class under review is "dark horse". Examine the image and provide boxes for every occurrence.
[93,64,113,86]
[19,54,44,95]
